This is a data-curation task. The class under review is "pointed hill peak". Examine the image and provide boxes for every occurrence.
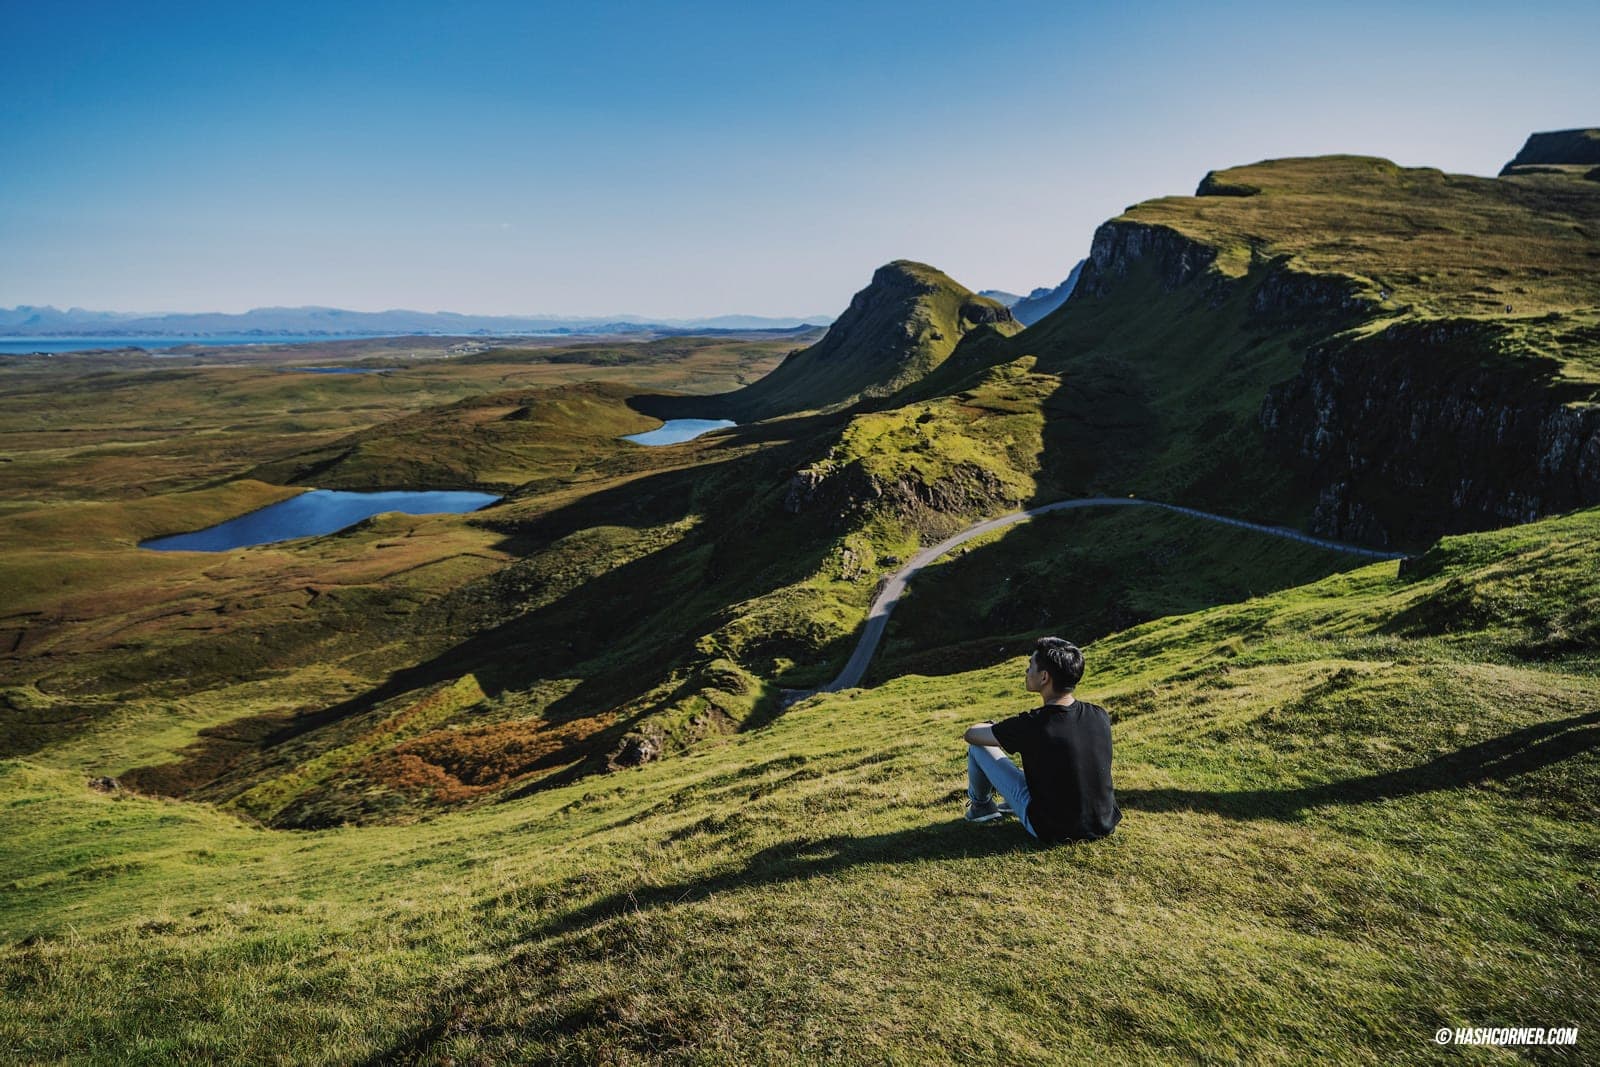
[674,261,1020,422]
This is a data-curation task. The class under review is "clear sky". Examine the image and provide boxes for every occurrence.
[3,0,1597,319]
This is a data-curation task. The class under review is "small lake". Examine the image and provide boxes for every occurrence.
[141,489,501,552]
[622,419,737,446]
[289,367,394,375]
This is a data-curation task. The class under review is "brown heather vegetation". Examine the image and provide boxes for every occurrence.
[363,713,617,804]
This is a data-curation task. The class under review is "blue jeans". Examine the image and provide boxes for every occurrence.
[967,744,1036,837]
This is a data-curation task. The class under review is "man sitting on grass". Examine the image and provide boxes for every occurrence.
[962,636,1121,843]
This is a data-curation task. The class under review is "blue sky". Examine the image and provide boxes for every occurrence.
[3,0,1597,319]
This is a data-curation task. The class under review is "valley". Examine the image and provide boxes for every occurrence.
[3,132,1599,1062]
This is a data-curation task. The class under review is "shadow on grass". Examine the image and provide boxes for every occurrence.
[359,711,1600,1060]
[358,815,1048,1062]
[1122,708,1600,820]
[139,408,866,813]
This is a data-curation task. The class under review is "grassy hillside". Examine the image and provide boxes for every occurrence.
[244,381,667,492]
[665,260,1022,423]
[9,143,1598,835]
[909,152,1600,549]
[4,503,1597,1062]
[870,504,1365,682]
[1136,154,1600,325]
[11,146,1598,831]
[3,347,1108,828]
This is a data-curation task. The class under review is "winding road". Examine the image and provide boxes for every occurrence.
[814,496,1408,694]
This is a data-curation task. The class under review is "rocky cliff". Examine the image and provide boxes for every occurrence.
[1261,319,1600,546]
[1499,127,1600,176]
[1016,146,1600,548]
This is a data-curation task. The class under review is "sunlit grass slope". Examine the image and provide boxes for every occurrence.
[1135,154,1600,325]
[872,504,1365,682]
[4,504,1596,1063]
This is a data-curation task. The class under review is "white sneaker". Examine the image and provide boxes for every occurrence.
[964,799,1004,824]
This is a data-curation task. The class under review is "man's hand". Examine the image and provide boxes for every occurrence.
[964,721,998,747]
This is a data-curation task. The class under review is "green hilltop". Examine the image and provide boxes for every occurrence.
[663,259,1022,422]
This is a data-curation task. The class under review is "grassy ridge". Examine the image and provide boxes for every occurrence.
[681,260,1022,422]
[4,503,1597,1062]
[902,156,1600,550]
[1134,155,1600,324]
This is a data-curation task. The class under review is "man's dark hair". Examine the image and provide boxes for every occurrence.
[1033,637,1084,693]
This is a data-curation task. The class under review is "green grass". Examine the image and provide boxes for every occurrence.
[872,504,1370,682]
[1128,155,1600,325]
[4,503,1597,1062]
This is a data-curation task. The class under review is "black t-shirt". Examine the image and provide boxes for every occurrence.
[991,699,1121,843]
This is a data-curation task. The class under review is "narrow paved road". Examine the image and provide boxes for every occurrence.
[814,496,1407,694]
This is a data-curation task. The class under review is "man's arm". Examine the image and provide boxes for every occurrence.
[964,721,998,747]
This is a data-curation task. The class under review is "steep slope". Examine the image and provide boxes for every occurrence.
[927,145,1600,548]
[1499,126,1600,176]
[666,260,1022,422]
[6,502,1597,1062]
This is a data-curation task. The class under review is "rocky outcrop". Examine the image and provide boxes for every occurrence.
[960,299,1016,327]
[1261,320,1600,545]
[607,727,663,770]
[1248,267,1374,320]
[1499,128,1600,176]
[783,458,1010,535]
[1070,215,1378,329]
[1195,171,1261,197]
[1074,220,1219,299]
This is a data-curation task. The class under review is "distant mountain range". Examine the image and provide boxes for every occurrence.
[0,305,834,337]
[1009,261,1085,325]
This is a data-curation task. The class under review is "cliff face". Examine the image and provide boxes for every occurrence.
[1025,146,1600,548]
[1260,321,1600,545]
[1499,128,1600,176]
[1074,219,1219,298]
